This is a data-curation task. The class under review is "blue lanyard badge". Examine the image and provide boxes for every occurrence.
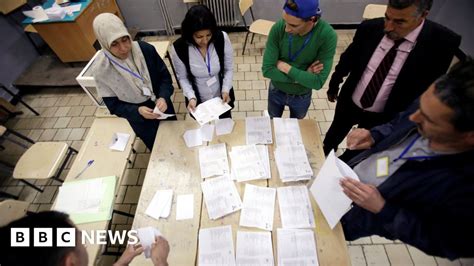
[196,46,212,76]
[105,53,144,82]
[288,30,314,62]
[393,133,439,162]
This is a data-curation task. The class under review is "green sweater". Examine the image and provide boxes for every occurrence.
[262,19,337,95]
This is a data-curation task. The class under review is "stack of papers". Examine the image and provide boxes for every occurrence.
[230,145,267,182]
[54,176,116,224]
[136,227,163,258]
[201,175,242,219]
[215,118,235,136]
[192,97,232,125]
[145,189,173,220]
[273,118,303,147]
[236,231,274,265]
[310,150,359,229]
[246,116,273,145]
[199,225,236,266]
[199,143,230,178]
[239,184,276,231]
[275,145,313,182]
[277,186,315,229]
[277,229,319,266]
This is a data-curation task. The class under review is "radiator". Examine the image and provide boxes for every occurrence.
[202,0,238,27]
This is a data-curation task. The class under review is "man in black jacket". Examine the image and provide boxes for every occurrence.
[339,59,474,259]
[323,0,461,156]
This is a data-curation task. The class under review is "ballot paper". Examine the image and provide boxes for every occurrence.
[183,128,203,148]
[230,145,267,182]
[191,97,232,125]
[109,132,130,151]
[153,106,176,120]
[23,6,49,22]
[273,118,303,147]
[277,186,315,229]
[236,231,274,266]
[215,118,235,135]
[277,229,319,266]
[200,124,215,142]
[44,3,66,20]
[199,143,230,178]
[136,227,163,259]
[256,145,271,179]
[176,194,194,220]
[275,145,313,182]
[246,116,273,145]
[239,184,276,231]
[198,225,236,266]
[63,4,82,14]
[54,178,103,214]
[145,189,173,220]
[201,175,242,219]
[310,150,360,229]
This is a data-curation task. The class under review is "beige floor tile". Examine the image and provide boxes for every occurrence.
[137,169,146,186]
[259,89,268,100]
[246,111,261,117]
[250,63,261,72]
[244,72,259,81]
[232,111,246,119]
[132,139,147,153]
[42,97,59,107]
[233,72,245,81]
[385,244,413,266]
[71,141,84,151]
[27,129,44,141]
[308,110,325,121]
[33,186,57,204]
[237,64,250,72]
[238,80,252,90]
[234,90,246,101]
[323,109,335,122]
[123,186,142,204]
[53,117,72,128]
[39,129,58,141]
[67,106,84,116]
[364,245,390,265]
[81,106,97,116]
[81,116,95,127]
[68,128,86,141]
[351,236,373,245]
[459,258,474,265]
[435,257,461,266]
[133,153,151,169]
[54,106,71,117]
[122,169,140,185]
[313,99,330,109]
[245,90,260,100]
[371,235,394,244]
[67,96,82,106]
[252,80,266,90]
[254,100,267,111]
[348,245,367,266]
[318,121,332,135]
[40,117,58,129]
[53,128,72,141]
[112,204,131,224]
[243,56,256,64]
[38,204,52,212]
[407,245,437,265]
[68,116,85,128]
[80,95,93,105]
[239,100,254,111]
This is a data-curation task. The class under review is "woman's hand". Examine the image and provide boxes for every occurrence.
[113,243,144,266]
[151,236,170,266]
[221,92,230,103]
[138,106,160,119]
[187,98,197,113]
[155,98,168,112]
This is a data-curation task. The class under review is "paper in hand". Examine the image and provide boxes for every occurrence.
[136,227,163,258]
[153,106,176,120]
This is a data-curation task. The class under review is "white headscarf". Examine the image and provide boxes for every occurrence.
[92,13,154,103]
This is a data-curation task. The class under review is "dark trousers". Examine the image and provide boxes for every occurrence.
[323,99,391,155]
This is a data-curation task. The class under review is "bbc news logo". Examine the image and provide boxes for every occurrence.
[10,228,139,247]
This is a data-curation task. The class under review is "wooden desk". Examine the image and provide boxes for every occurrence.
[362,4,387,20]
[27,0,123,62]
[131,120,350,265]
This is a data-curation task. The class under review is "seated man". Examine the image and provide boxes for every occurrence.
[0,211,169,266]
[340,59,474,259]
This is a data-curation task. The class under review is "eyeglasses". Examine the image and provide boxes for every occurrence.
[285,0,298,11]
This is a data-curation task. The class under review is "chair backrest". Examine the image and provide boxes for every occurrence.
[0,200,29,227]
[0,0,27,15]
[239,0,254,16]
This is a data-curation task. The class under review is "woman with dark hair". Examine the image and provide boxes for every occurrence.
[170,5,235,118]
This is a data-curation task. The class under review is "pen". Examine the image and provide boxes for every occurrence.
[73,160,94,179]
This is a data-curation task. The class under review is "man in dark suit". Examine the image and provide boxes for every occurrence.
[322,0,461,156]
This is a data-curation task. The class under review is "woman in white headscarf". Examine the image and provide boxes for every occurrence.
[92,13,176,150]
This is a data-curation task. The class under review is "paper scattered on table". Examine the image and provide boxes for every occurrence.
[63,3,82,14]
[277,186,315,229]
[246,116,273,145]
[145,189,173,220]
[109,132,130,151]
[215,118,235,136]
[257,145,271,179]
[153,106,176,120]
[199,143,230,178]
[236,231,274,266]
[239,184,276,231]
[191,97,232,125]
[275,145,313,182]
[183,128,203,148]
[200,124,215,142]
[176,194,194,220]
[23,6,49,22]
[277,229,319,266]
[136,227,163,259]
[201,175,242,219]
[274,118,303,147]
[230,145,267,182]
[44,3,66,20]
[310,150,359,229]
[198,225,236,266]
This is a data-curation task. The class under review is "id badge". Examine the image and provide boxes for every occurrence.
[142,87,152,97]
[376,157,389,177]
[206,76,217,87]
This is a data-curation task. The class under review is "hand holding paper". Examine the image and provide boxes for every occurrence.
[340,178,385,213]
[153,106,175,120]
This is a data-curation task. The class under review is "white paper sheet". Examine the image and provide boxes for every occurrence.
[215,118,235,135]
[239,184,276,231]
[198,225,236,266]
[54,178,104,213]
[277,229,319,266]
[153,106,176,120]
[200,124,215,142]
[230,145,267,182]
[275,145,313,182]
[145,189,173,220]
[109,132,130,151]
[310,150,359,229]
[176,194,194,220]
[236,231,274,266]
[201,175,242,219]
[256,145,271,179]
[277,186,315,229]
[246,116,273,145]
[199,143,230,178]
[273,118,303,147]
[23,6,49,22]
[136,227,163,258]
[191,97,232,125]
[63,3,82,13]
[183,128,203,148]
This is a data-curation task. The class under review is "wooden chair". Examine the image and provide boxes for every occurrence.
[0,199,29,226]
[239,0,275,55]
[362,4,387,20]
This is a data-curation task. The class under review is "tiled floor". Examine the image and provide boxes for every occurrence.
[1,31,473,266]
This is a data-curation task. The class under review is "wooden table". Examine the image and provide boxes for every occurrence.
[24,0,123,62]
[131,119,350,265]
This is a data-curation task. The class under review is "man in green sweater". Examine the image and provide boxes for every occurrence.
[262,0,337,118]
